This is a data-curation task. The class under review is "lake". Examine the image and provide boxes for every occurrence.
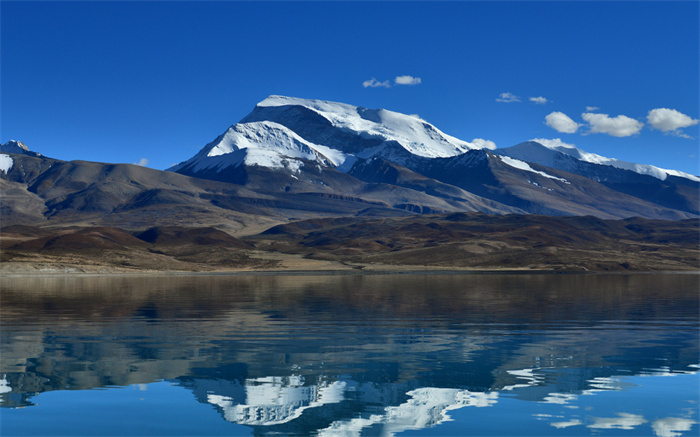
[1,273,698,436]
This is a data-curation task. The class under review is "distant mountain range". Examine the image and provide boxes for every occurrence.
[1,96,698,233]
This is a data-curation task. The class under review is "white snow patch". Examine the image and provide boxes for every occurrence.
[243,149,304,173]
[305,142,348,168]
[499,155,569,182]
[0,154,13,174]
[662,168,700,182]
[206,121,323,161]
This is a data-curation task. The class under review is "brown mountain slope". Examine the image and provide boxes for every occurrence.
[4,214,692,273]
[251,213,700,271]
[0,153,522,233]
[411,151,697,220]
[1,225,276,272]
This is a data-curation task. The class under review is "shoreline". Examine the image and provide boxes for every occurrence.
[2,265,698,279]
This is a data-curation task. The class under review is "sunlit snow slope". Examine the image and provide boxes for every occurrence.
[169,95,496,175]
[498,139,699,182]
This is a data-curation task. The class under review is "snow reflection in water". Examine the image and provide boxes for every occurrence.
[1,273,698,436]
[197,366,699,437]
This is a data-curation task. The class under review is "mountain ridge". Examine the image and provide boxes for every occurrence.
[2,95,698,234]
[2,94,699,273]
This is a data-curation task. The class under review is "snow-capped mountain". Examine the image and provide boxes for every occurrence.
[496,139,699,183]
[162,95,698,220]
[172,96,697,186]
[494,139,699,214]
[242,95,490,159]
[1,140,43,174]
[169,96,495,178]
[169,120,348,175]
[3,96,698,227]
[0,140,43,158]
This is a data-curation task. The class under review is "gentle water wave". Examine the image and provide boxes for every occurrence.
[1,273,698,436]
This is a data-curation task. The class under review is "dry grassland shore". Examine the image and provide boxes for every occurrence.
[1,213,698,276]
[0,252,540,277]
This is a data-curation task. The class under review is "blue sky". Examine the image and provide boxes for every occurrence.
[2,1,699,175]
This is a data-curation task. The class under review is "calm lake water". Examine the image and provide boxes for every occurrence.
[1,273,698,436]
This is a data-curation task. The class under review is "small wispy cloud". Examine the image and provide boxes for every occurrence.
[496,92,520,103]
[545,111,581,134]
[582,112,644,137]
[586,106,600,112]
[134,158,149,167]
[647,108,698,138]
[529,96,549,105]
[363,75,422,88]
[394,75,422,86]
[363,78,391,88]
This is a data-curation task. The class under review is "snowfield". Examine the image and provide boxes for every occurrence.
[169,120,347,173]
[498,155,569,183]
[0,154,13,174]
[257,95,491,158]
[530,138,700,182]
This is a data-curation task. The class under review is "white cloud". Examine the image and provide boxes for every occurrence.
[673,132,693,140]
[647,108,698,137]
[582,112,644,137]
[470,138,497,150]
[529,96,549,104]
[134,158,149,167]
[530,138,577,150]
[545,111,581,134]
[586,106,600,112]
[496,92,520,103]
[394,75,422,86]
[363,78,391,88]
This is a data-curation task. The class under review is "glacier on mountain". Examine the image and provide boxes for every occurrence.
[169,96,500,175]
[246,95,492,157]
[167,96,698,189]
[169,120,348,174]
[520,138,699,182]
[497,155,569,183]
[241,96,495,158]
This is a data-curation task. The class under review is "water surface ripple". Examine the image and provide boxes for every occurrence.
[1,273,698,436]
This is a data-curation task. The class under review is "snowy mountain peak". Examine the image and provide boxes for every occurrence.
[168,120,348,174]
[246,95,490,159]
[172,95,500,179]
[170,96,698,209]
[0,140,42,157]
[3,140,29,151]
[500,139,699,182]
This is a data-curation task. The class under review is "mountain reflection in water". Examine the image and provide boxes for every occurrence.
[1,273,698,436]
